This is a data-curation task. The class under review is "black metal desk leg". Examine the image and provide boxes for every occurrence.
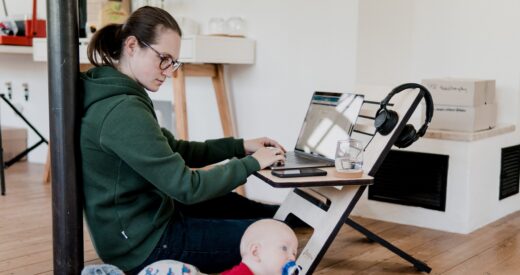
[344,217,432,273]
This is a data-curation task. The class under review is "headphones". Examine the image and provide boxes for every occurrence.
[374,83,434,148]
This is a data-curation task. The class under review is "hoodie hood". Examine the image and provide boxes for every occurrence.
[81,66,152,111]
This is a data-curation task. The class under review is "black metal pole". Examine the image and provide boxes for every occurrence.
[47,0,83,274]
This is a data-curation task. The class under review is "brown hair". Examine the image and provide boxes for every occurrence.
[87,6,182,67]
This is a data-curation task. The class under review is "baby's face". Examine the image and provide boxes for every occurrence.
[259,234,298,275]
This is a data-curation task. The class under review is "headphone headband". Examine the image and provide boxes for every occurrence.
[380,83,434,137]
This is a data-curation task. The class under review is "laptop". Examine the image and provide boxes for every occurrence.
[271,91,364,170]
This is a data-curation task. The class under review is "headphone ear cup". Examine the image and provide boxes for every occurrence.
[374,109,398,135]
[395,124,417,148]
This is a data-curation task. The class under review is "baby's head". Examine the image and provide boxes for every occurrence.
[240,219,298,275]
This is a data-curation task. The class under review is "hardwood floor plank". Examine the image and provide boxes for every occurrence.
[442,233,520,274]
[313,219,401,271]
[427,212,520,274]
[314,222,428,274]
[3,248,99,275]
[2,162,520,275]
[350,227,445,275]
[484,243,520,275]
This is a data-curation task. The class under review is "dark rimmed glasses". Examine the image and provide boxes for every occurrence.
[139,40,182,71]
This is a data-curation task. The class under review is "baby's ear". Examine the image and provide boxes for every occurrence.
[249,242,262,262]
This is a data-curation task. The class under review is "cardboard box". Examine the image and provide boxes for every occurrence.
[422,78,495,106]
[1,127,28,162]
[425,103,497,132]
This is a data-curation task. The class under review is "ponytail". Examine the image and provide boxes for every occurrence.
[87,6,182,68]
[87,24,125,67]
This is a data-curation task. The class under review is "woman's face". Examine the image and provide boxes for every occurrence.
[124,28,181,92]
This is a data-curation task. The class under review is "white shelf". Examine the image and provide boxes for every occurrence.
[0,45,33,54]
[33,35,256,65]
[179,35,255,64]
[33,38,90,63]
[424,124,515,141]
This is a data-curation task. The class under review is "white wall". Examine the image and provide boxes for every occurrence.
[357,0,520,126]
[354,0,520,233]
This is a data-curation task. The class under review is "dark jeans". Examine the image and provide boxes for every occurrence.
[126,192,279,274]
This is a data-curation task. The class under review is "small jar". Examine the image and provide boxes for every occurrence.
[226,17,246,37]
[208,17,226,35]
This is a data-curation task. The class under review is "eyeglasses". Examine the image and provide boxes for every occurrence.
[139,40,182,71]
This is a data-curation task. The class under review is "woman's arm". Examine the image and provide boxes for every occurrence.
[160,128,245,168]
[99,98,259,204]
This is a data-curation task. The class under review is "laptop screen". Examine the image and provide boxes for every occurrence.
[295,92,364,159]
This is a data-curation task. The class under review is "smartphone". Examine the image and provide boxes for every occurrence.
[271,168,327,178]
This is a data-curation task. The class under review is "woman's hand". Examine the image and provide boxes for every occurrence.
[244,137,286,155]
[252,147,286,169]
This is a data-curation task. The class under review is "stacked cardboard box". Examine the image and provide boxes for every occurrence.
[1,126,28,161]
[422,78,496,132]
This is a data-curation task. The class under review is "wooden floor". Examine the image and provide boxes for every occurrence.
[1,163,520,275]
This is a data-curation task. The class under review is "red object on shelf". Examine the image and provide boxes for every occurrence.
[0,0,46,46]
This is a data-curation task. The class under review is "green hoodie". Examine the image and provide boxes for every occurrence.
[80,66,260,271]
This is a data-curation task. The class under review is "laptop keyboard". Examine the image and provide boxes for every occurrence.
[285,152,319,165]
[271,152,333,168]
[285,152,327,165]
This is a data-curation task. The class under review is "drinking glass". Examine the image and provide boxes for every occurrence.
[335,139,364,173]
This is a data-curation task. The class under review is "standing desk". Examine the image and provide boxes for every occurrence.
[254,89,432,274]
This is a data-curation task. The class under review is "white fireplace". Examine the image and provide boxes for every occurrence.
[353,125,518,234]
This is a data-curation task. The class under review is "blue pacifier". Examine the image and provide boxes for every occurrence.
[282,261,302,275]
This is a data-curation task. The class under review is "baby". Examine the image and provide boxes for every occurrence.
[222,219,300,275]
[83,219,300,275]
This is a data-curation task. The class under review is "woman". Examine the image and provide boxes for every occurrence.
[80,6,286,274]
